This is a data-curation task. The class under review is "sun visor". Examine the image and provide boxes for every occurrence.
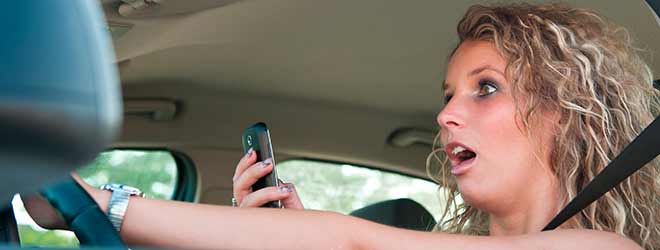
[0,1,121,204]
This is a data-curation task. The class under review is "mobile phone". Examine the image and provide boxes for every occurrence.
[241,122,282,208]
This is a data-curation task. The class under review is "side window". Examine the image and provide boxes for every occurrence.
[77,150,179,200]
[12,149,189,248]
[276,159,443,220]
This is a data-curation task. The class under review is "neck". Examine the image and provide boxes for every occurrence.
[488,172,562,236]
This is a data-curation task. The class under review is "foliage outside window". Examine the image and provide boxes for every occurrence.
[277,160,445,221]
[13,150,179,248]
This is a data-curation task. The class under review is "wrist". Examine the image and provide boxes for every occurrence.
[92,188,111,213]
[98,184,144,232]
[70,173,111,213]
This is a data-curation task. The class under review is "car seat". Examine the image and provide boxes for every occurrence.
[350,198,437,231]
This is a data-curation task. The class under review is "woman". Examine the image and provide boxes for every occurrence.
[36,3,659,249]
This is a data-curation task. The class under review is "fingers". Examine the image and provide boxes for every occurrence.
[233,158,273,204]
[279,181,304,209]
[23,194,68,230]
[233,148,256,182]
[239,186,292,208]
[232,151,304,209]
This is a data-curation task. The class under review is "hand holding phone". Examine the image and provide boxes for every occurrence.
[240,122,282,208]
[233,122,304,209]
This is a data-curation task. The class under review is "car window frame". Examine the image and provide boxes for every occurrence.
[102,148,199,202]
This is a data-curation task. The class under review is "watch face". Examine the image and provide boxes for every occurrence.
[100,183,145,197]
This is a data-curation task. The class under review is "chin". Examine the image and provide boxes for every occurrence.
[456,178,495,210]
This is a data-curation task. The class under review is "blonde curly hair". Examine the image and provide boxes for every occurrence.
[426,3,659,249]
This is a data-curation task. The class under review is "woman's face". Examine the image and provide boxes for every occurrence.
[438,40,556,213]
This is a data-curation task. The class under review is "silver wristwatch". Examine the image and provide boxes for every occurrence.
[99,184,145,232]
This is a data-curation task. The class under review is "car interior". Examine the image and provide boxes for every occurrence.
[109,0,660,204]
[1,0,659,249]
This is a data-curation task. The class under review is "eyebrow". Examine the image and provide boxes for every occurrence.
[443,65,504,91]
[469,65,504,77]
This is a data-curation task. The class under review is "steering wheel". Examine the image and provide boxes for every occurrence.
[40,176,126,248]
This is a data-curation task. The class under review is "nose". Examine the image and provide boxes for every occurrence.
[436,98,465,130]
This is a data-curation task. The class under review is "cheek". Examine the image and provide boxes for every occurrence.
[461,97,538,201]
[476,97,524,156]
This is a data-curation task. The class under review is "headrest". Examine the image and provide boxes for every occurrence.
[350,198,437,231]
[0,1,121,204]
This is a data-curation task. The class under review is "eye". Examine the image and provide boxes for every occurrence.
[477,79,498,96]
[444,94,453,103]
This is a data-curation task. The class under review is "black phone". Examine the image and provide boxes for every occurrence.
[241,122,282,208]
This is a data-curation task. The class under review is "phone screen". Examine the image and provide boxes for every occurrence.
[241,122,281,208]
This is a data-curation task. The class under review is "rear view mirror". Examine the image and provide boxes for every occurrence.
[0,1,121,204]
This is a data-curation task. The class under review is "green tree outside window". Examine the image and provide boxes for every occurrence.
[14,150,179,248]
[277,160,448,221]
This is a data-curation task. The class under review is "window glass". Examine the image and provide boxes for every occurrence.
[77,150,179,200]
[13,149,180,248]
[277,160,444,221]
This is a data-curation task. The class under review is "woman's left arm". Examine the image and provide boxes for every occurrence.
[27,175,641,250]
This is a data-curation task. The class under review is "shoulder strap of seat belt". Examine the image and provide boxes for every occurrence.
[543,115,660,230]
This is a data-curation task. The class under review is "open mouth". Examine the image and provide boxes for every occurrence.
[452,146,476,162]
[445,142,477,175]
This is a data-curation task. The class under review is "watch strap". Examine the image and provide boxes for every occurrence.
[107,189,131,231]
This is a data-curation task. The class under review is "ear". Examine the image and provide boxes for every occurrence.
[532,108,562,140]
[551,109,562,125]
[546,109,562,135]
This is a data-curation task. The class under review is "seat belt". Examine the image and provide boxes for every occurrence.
[543,115,660,230]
